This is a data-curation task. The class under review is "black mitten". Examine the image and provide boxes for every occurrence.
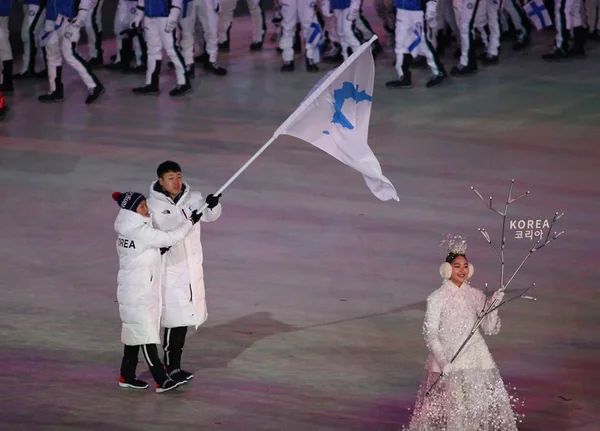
[190,210,202,225]
[205,193,221,209]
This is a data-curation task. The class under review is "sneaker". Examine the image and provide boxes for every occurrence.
[426,71,448,88]
[481,54,499,65]
[168,368,194,382]
[249,41,263,51]
[218,40,230,53]
[512,35,530,51]
[88,57,104,68]
[85,84,105,104]
[203,61,227,76]
[119,376,149,389]
[195,53,209,64]
[131,65,146,74]
[305,58,319,73]
[386,73,412,89]
[280,61,294,72]
[12,71,35,80]
[156,379,183,394]
[450,64,477,76]
[132,84,160,95]
[169,82,192,97]
[34,69,48,79]
[542,46,570,61]
[38,86,65,103]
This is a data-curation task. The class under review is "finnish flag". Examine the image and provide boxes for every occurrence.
[273,36,399,202]
[523,0,553,30]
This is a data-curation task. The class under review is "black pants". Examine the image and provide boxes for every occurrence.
[163,326,188,372]
[120,344,168,385]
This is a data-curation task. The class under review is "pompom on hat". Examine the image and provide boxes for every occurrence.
[112,191,145,213]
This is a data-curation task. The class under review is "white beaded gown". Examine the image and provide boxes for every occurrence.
[405,279,520,431]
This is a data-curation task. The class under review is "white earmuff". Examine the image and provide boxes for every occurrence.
[467,263,475,279]
[439,262,452,279]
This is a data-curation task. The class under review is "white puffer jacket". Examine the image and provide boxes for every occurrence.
[147,181,222,329]
[115,209,193,346]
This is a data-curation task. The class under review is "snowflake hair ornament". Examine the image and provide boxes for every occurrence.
[439,234,475,280]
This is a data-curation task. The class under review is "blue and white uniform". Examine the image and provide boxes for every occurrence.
[218,0,265,45]
[279,0,323,64]
[327,0,361,60]
[82,0,104,60]
[132,0,188,87]
[19,0,47,75]
[112,0,145,67]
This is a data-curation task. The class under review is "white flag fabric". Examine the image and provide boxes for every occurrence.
[523,0,553,30]
[273,36,399,202]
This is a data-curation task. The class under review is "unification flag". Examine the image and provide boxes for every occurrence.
[523,0,553,30]
[273,36,399,202]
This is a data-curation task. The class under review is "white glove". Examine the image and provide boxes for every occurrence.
[492,290,505,304]
[130,6,145,30]
[347,6,359,21]
[164,7,181,33]
[442,362,453,376]
[425,1,437,30]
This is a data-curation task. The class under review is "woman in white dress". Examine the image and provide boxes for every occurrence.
[405,240,520,430]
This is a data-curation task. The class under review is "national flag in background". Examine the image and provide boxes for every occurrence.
[523,0,553,30]
[273,36,399,202]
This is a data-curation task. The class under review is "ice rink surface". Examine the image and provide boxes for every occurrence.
[1,8,599,431]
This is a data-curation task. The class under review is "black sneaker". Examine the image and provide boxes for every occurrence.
[34,69,48,79]
[512,35,530,51]
[542,46,571,61]
[169,82,192,97]
[168,368,194,382]
[133,84,160,95]
[195,52,209,64]
[131,65,146,74]
[450,64,477,76]
[119,376,149,389]
[281,61,294,72]
[481,54,499,65]
[156,378,183,394]
[187,64,196,78]
[12,71,35,80]
[203,61,227,76]
[218,40,230,53]
[250,41,263,51]
[386,73,412,89]
[85,84,105,104]
[38,86,64,103]
[305,58,319,73]
[426,72,448,88]
[88,57,104,68]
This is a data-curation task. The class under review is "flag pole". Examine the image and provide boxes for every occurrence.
[196,36,380,213]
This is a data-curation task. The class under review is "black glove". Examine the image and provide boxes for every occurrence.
[190,210,202,225]
[205,193,221,209]
[160,247,171,255]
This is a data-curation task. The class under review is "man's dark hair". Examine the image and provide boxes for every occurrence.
[157,161,182,178]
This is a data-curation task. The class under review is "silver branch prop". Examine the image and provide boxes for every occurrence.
[426,180,564,396]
